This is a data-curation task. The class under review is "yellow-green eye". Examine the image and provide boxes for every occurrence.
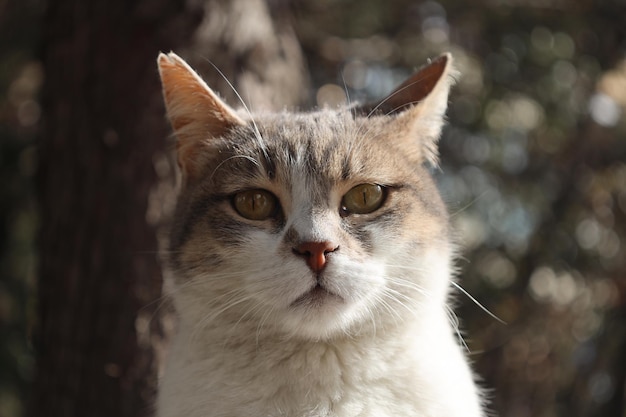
[233,189,277,220]
[341,184,385,215]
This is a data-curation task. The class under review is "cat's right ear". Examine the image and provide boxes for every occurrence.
[157,52,245,181]
[355,54,456,166]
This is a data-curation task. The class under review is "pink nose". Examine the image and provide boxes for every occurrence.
[293,241,339,272]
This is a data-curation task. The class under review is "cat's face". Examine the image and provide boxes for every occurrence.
[158,53,456,340]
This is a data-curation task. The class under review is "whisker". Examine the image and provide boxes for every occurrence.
[449,191,488,218]
[340,70,353,111]
[382,262,429,272]
[221,299,268,349]
[382,286,421,307]
[210,154,260,181]
[450,281,506,325]
[256,305,276,347]
[350,71,442,146]
[232,301,262,331]
[386,261,505,324]
[381,101,424,117]
[139,272,221,321]
[365,73,440,119]
[445,303,470,352]
[376,291,405,324]
[200,56,269,161]
[362,302,378,337]
[191,289,254,342]
[385,277,430,296]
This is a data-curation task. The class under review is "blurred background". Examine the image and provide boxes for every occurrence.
[1,0,625,416]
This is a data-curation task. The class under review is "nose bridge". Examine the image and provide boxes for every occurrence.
[286,166,339,243]
[289,203,335,244]
[285,184,342,273]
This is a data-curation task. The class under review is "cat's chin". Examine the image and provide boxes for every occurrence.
[290,284,344,308]
[280,285,366,340]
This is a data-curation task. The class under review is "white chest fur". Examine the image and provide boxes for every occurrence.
[156,309,484,417]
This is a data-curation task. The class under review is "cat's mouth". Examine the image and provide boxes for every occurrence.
[291,284,343,308]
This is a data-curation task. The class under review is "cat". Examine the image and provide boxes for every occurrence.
[155,51,486,417]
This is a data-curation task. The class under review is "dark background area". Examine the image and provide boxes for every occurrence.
[1,0,625,416]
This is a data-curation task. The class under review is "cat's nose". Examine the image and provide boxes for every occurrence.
[293,241,339,273]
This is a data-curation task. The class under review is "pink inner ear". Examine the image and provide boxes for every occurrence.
[158,53,243,136]
[358,55,449,117]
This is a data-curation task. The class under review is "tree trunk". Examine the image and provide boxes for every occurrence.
[182,0,310,111]
[30,1,307,416]
[32,2,199,417]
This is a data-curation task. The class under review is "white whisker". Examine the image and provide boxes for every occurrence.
[200,57,269,160]
[190,289,254,343]
[365,74,436,119]
[256,305,276,348]
[376,291,405,324]
[450,281,506,324]
[445,303,470,352]
[340,70,353,111]
[210,154,260,181]
[449,191,488,218]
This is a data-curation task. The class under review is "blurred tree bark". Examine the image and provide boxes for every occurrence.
[30,1,308,417]
[183,0,309,110]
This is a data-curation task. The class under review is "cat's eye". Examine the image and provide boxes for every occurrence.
[341,184,385,216]
[233,189,278,220]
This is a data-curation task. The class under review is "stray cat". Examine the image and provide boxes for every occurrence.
[156,51,486,417]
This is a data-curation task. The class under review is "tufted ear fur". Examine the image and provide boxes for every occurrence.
[357,54,456,166]
[157,52,245,181]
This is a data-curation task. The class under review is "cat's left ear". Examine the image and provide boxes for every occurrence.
[357,54,456,166]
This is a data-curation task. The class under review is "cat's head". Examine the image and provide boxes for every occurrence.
[157,52,456,340]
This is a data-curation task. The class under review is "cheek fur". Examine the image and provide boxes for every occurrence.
[322,256,386,302]
[218,230,317,307]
